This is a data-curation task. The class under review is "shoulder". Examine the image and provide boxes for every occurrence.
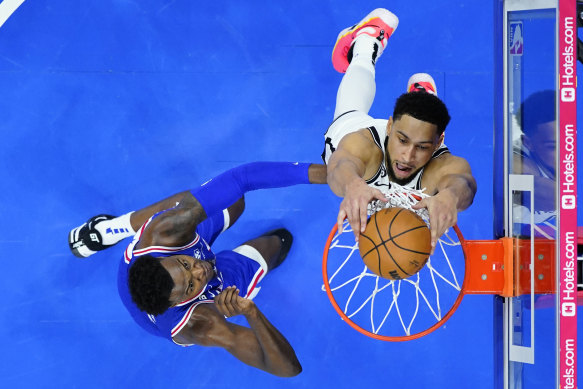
[421,153,473,191]
[172,303,228,347]
[338,127,376,145]
[137,195,205,249]
[426,152,472,173]
[332,128,383,162]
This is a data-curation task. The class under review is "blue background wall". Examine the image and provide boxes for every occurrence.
[0,1,580,388]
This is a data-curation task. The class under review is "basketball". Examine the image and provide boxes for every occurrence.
[358,206,431,280]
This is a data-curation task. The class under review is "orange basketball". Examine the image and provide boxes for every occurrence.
[358,206,431,280]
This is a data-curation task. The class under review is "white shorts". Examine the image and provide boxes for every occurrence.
[322,110,388,164]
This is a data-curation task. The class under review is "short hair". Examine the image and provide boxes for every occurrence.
[392,92,451,136]
[516,90,555,137]
[128,254,174,316]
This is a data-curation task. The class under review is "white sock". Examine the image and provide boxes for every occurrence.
[333,36,379,119]
[95,212,136,245]
[351,35,383,69]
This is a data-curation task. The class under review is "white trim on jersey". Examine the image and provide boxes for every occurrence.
[221,208,230,233]
[124,218,150,263]
[232,244,268,299]
[123,215,202,264]
[133,235,201,257]
[171,300,215,345]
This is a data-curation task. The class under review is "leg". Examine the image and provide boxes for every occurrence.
[330,10,437,119]
[322,9,398,164]
[69,192,245,258]
[332,9,399,119]
[333,40,379,121]
[241,229,293,272]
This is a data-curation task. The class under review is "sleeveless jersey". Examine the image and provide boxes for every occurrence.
[323,119,450,191]
[364,125,450,190]
[117,209,265,345]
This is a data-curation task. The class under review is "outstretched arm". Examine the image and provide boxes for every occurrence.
[412,155,477,253]
[139,162,326,247]
[173,287,302,377]
[327,130,387,240]
[191,162,325,218]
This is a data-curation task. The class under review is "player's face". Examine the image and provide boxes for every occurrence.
[526,121,555,177]
[385,115,443,185]
[160,255,215,305]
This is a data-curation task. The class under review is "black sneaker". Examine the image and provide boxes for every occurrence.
[68,214,116,258]
[263,228,293,271]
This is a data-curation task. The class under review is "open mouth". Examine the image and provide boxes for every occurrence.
[394,162,414,177]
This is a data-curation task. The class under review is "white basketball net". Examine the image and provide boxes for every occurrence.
[324,184,465,339]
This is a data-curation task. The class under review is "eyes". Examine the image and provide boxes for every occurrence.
[182,260,195,292]
[398,137,429,151]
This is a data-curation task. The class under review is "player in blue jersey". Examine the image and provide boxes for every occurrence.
[69,162,327,377]
[324,9,476,252]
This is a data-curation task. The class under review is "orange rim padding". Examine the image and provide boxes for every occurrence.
[462,237,556,297]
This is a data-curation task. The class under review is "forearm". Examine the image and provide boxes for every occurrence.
[308,163,328,184]
[437,173,477,211]
[327,158,366,197]
[243,305,302,377]
[191,162,313,216]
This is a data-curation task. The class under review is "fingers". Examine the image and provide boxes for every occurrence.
[344,206,361,242]
[412,198,427,210]
[429,229,437,256]
[214,286,241,317]
[337,209,347,234]
[338,200,363,242]
[339,192,384,242]
[359,204,368,234]
[427,208,457,256]
[345,203,363,242]
[372,189,388,203]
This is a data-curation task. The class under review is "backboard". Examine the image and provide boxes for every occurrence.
[493,0,578,388]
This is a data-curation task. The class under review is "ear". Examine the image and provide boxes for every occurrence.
[386,117,393,136]
[436,132,444,148]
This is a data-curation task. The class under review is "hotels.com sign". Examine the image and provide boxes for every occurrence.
[558,2,577,388]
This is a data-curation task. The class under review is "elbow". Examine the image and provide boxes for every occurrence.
[467,177,478,205]
[288,359,303,377]
[469,175,478,195]
[276,360,302,377]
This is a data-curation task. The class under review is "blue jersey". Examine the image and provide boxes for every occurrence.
[117,209,267,345]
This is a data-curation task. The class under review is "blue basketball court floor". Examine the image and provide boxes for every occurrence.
[0,1,580,388]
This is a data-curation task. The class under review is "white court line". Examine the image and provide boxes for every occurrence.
[0,0,26,29]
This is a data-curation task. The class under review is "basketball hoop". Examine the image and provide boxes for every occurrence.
[321,184,558,341]
[322,184,468,341]
[323,219,467,341]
